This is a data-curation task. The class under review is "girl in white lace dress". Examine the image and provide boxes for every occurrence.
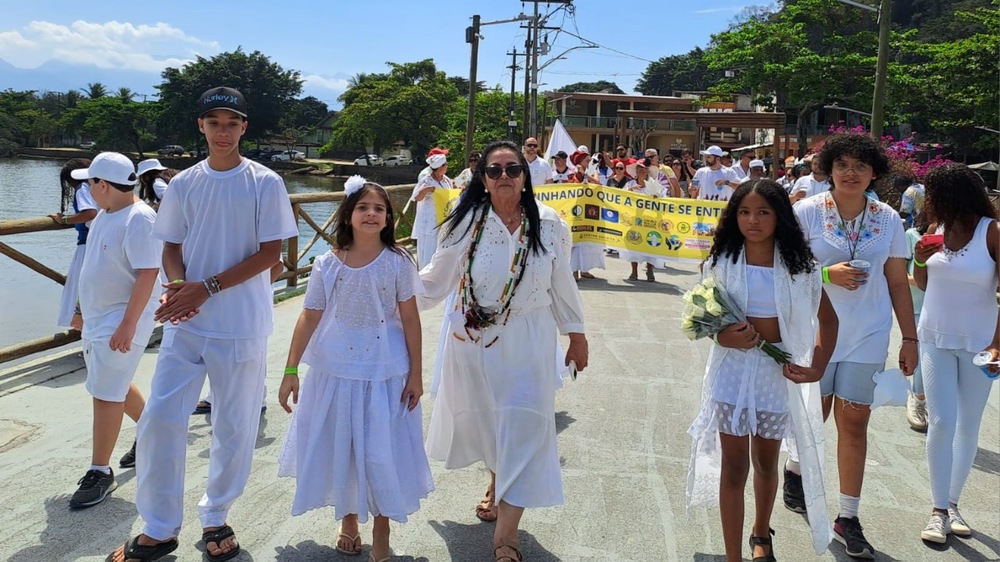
[686,179,838,562]
[278,177,433,562]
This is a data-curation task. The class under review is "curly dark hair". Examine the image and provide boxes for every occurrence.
[443,140,546,255]
[923,163,997,230]
[815,133,890,190]
[59,158,92,213]
[332,182,412,262]
[709,179,816,275]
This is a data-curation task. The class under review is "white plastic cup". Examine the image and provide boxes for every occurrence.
[849,259,871,284]
[972,351,999,380]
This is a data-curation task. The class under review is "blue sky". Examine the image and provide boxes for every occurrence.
[0,1,749,108]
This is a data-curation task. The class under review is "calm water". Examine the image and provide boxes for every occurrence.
[0,157,343,354]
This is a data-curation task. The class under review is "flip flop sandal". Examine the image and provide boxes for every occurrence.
[475,487,498,522]
[336,532,362,556]
[192,401,212,415]
[202,525,240,562]
[493,543,522,562]
[114,535,178,562]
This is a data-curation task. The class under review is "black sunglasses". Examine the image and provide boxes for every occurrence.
[525,143,538,148]
[483,164,525,180]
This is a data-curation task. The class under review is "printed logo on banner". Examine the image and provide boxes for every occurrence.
[601,208,619,223]
[693,222,716,236]
[571,225,594,233]
[572,205,583,217]
[646,231,662,247]
[584,204,600,220]
[666,235,682,250]
[660,220,673,232]
[626,230,643,246]
[677,222,692,234]
[444,199,455,214]
[597,227,623,236]
[633,216,643,226]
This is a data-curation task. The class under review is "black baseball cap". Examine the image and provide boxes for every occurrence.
[198,86,247,118]
[554,151,568,159]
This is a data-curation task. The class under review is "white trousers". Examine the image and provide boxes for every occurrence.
[922,345,994,509]
[136,328,267,540]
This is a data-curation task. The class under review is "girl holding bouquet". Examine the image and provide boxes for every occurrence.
[686,179,839,562]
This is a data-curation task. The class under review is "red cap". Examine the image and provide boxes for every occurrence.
[427,147,449,157]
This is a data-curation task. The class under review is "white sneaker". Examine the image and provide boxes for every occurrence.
[949,504,972,536]
[906,393,928,432]
[920,511,950,543]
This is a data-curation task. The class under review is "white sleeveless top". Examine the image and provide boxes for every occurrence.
[918,217,998,352]
[745,265,778,318]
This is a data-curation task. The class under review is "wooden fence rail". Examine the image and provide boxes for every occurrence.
[0,183,416,364]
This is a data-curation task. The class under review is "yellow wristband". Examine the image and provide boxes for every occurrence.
[170,279,184,284]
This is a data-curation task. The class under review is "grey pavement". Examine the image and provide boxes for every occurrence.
[0,257,997,562]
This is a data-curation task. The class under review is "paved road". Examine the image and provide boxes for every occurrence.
[0,258,997,561]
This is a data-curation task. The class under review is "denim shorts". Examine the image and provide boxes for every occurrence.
[819,361,883,405]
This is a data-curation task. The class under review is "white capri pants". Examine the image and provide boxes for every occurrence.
[136,328,267,540]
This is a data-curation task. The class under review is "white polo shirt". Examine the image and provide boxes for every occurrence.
[153,158,298,339]
[526,156,553,188]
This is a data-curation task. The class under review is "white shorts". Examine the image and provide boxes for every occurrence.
[83,339,145,402]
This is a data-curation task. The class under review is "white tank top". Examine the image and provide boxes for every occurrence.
[745,264,778,318]
[918,216,999,352]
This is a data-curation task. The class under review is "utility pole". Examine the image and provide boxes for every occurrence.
[871,0,891,139]
[522,18,533,140]
[464,14,481,160]
[528,2,540,138]
[507,49,520,141]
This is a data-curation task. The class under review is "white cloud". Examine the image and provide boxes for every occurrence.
[302,74,350,92]
[693,7,742,14]
[0,20,219,72]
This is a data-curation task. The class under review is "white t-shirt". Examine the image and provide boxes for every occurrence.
[526,156,553,188]
[731,164,749,180]
[791,174,831,198]
[551,166,575,183]
[79,201,162,345]
[153,177,169,200]
[693,166,739,201]
[76,183,99,227]
[153,159,299,339]
[794,191,909,363]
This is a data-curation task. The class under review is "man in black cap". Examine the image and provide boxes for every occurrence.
[550,150,576,183]
[110,87,298,562]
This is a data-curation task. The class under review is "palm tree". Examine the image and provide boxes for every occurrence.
[83,82,108,99]
[116,87,135,101]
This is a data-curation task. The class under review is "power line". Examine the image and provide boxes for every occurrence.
[557,29,655,63]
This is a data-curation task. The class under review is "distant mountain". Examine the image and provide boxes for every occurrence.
[0,58,163,96]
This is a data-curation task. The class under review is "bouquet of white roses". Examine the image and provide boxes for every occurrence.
[681,277,791,364]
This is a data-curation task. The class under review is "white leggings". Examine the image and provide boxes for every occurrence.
[922,345,995,509]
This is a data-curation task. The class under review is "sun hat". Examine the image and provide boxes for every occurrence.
[70,152,137,185]
[750,159,766,169]
[137,158,167,177]
[427,147,449,157]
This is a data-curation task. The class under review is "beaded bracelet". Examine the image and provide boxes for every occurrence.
[821,266,831,284]
[283,367,299,377]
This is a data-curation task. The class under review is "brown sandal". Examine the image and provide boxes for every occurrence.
[494,542,522,562]
[475,486,498,522]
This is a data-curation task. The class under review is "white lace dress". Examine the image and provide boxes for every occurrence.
[277,249,434,522]
[419,202,585,508]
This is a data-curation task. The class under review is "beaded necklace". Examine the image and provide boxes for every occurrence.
[455,204,530,348]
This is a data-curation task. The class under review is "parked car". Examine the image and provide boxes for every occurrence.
[188,146,208,157]
[271,150,306,162]
[78,141,96,150]
[157,145,185,157]
[353,154,383,166]
[384,155,412,167]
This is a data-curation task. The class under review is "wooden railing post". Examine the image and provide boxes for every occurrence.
[286,203,299,288]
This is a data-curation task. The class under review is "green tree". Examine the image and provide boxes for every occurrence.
[62,97,158,156]
[435,88,523,165]
[156,48,303,145]
[0,90,40,155]
[116,87,135,101]
[637,48,716,96]
[326,59,460,159]
[83,82,108,99]
[447,76,488,98]
[281,96,329,130]
[556,81,625,94]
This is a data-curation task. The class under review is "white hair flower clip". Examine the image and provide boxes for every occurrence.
[344,175,367,197]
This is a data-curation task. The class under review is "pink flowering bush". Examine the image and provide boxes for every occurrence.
[826,121,953,181]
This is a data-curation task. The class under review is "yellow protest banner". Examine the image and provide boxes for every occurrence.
[431,183,727,262]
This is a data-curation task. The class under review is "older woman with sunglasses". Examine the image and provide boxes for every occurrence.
[606,162,630,188]
[420,140,589,562]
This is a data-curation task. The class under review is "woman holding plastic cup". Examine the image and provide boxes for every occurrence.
[911,163,999,545]
[788,133,917,559]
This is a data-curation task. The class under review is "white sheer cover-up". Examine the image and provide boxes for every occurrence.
[686,249,832,555]
[277,250,434,522]
[419,202,585,508]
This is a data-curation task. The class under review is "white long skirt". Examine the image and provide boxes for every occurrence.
[277,368,434,522]
[569,244,605,271]
[427,307,564,508]
[619,249,664,268]
[415,230,438,270]
[57,244,86,327]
